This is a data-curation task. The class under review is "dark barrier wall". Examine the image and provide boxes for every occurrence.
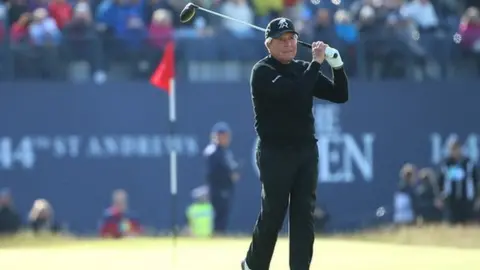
[0,80,479,234]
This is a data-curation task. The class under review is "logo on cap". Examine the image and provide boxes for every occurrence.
[278,18,289,29]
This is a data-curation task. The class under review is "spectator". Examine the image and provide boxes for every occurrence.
[438,138,480,225]
[282,0,300,20]
[383,2,427,79]
[414,168,443,224]
[64,3,97,43]
[10,12,31,43]
[28,199,61,234]
[28,8,62,79]
[458,6,480,74]
[355,4,384,76]
[0,3,5,42]
[334,9,358,46]
[63,2,104,78]
[0,189,21,235]
[148,8,174,49]
[96,0,144,41]
[220,0,255,38]
[7,0,28,26]
[29,8,62,46]
[204,122,240,235]
[250,0,283,26]
[99,189,142,238]
[48,0,73,29]
[120,0,148,50]
[400,0,449,78]
[333,9,358,74]
[400,0,440,31]
[184,185,215,238]
[393,163,417,226]
[10,12,37,79]
[313,8,337,46]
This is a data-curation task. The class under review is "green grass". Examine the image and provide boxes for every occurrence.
[1,226,480,270]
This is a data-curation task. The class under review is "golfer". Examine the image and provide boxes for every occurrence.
[241,17,349,270]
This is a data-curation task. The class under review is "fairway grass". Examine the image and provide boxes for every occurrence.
[1,226,480,270]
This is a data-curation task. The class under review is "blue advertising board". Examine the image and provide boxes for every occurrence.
[0,80,479,234]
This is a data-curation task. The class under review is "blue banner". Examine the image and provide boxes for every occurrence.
[0,80,479,233]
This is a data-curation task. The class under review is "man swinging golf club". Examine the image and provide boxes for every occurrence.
[241,17,349,270]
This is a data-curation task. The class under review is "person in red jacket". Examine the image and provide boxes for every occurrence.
[48,0,72,29]
[99,189,143,238]
[10,13,31,43]
[148,9,174,49]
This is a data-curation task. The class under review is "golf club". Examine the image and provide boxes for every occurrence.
[180,2,338,59]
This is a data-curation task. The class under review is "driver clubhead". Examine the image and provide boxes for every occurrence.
[180,3,198,23]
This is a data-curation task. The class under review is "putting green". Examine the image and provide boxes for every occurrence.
[1,237,479,270]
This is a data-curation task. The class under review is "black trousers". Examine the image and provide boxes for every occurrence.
[448,199,475,225]
[245,143,318,270]
[210,188,233,233]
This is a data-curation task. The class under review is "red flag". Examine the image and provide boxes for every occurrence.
[150,41,175,93]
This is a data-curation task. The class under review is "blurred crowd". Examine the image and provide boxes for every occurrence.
[394,137,480,227]
[0,188,144,238]
[0,0,479,82]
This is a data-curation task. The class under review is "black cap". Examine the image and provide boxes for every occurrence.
[265,17,298,39]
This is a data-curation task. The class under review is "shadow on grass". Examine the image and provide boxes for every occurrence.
[2,225,480,250]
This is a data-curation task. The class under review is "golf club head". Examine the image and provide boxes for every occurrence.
[180,2,198,23]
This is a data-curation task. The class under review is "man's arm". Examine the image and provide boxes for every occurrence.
[312,67,349,103]
[472,164,480,198]
[251,61,321,97]
[437,165,447,199]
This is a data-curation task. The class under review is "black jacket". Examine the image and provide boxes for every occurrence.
[250,55,348,147]
[0,206,21,235]
[438,157,479,201]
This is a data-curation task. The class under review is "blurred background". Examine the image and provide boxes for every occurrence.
[0,0,479,239]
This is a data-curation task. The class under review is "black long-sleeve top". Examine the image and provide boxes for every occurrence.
[250,55,349,147]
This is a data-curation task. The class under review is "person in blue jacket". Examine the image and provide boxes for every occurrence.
[203,121,240,234]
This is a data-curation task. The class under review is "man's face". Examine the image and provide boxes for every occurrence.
[268,32,297,63]
[450,144,462,159]
[401,164,416,183]
[217,133,231,147]
[113,191,128,212]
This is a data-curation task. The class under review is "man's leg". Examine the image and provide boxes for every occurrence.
[215,195,232,233]
[289,146,318,270]
[210,192,227,234]
[448,200,463,225]
[245,147,297,270]
[458,200,475,225]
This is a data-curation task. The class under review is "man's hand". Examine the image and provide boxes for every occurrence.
[312,41,328,64]
[312,41,344,69]
[325,47,344,69]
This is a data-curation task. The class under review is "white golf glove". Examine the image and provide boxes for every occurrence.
[325,47,344,69]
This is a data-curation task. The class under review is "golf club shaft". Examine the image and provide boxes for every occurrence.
[194,5,337,58]
[196,5,265,32]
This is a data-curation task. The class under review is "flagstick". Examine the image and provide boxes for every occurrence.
[169,78,178,267]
